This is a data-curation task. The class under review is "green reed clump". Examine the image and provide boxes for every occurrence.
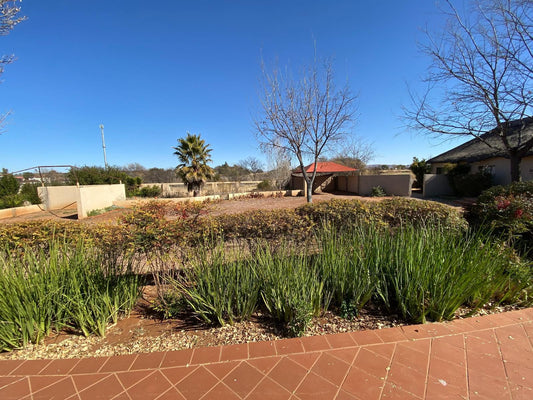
[313,225,382,316]
[374,225,532,322]
[0,242,142,351]
[257,246,323,337]
[172,245,261,326]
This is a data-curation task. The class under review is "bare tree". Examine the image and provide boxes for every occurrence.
[265,143,292,190]
[330,135,375,170]
[254,57,357,202]
[238,156,264,180]
[405,0,533,182]
[1,0,25,133]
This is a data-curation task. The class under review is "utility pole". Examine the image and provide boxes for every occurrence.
[99,124,108,169]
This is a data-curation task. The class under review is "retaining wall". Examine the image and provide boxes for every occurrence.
[38,184,126,219]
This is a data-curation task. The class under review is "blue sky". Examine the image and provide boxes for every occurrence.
[1,0,469,172]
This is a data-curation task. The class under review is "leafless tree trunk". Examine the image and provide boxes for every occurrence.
[255,57,357,202]
[405,0,533,182]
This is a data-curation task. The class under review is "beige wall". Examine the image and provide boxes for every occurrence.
[347,175,359,193]
[0,204,42,220]
[423,174,454,198]
[38,184,126,219]
[38,186,79,210]
[358,174,412,196]
[77,184,126,218]
[141,181,262,197]
[291,173,410,196]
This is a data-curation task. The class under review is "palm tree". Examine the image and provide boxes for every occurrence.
[173,133,215,197]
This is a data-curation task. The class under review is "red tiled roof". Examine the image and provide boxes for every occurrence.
[295,161,357,174]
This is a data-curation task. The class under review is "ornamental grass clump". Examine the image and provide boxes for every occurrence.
[313,225,381,315]
[169,245,261,326]
[257,245,323,337]
[374,225,532,323]
[0,242,142,352]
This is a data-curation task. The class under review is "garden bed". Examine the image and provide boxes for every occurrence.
[0,195,531,360]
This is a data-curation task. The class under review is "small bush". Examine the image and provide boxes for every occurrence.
[371,186,386,197]
[470,182,533,254]
[374,197,468,230]
[447,164,493,196]
[256,180,275,191]
[19,183,41,204]
[138,185,162,197]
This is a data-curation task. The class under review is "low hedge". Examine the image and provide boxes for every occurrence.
[0,198,468,253]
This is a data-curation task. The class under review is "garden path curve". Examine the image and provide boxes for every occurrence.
[1,308,533,399]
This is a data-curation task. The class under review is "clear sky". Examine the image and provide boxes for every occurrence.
[1,0,470,172]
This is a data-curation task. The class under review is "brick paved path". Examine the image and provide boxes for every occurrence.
[1,308,533,399]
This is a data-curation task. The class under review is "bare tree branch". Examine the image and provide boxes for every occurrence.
[1,1,25,133]
[405,0,533,182]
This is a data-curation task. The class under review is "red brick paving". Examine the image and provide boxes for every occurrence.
[2,308,533,399]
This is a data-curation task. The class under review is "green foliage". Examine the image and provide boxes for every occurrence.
[0,173,20,196]
[211,209,313,243]
[314,225,380,314]
[87,205,118,217]
[371,185,386,197]
[0,242,142,351]
[257,247,323,337]
[256,180,275,191]
[470,182,533,254]
[19,183,41,204]
[174,133,215,196]
[66,166,141,196]
[374,226,531,323]
[138,185,162,197]
[296,199,378,230]
[214,162,250,181]
[374,197,468,230]
[447,164,493,197]
[0,194,23,209]
[409,157,431,188]
[172,246,260,326]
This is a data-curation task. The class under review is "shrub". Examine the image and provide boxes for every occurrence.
[19,183,41,204]
[0,173,20,197]
[371,186,386,197]
[447,164,493,196]
[296,199,379,230]
[211,209,314,243]
[374,197,468,230]
[0,194,23,209]
[410,157,431,188]
[256,180,275,191]
[138,185,162,197]
[470,182,533,254]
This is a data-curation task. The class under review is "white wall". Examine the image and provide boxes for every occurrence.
[77,184,125,218]
[38,186,79,210]
[38,184,126,219]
